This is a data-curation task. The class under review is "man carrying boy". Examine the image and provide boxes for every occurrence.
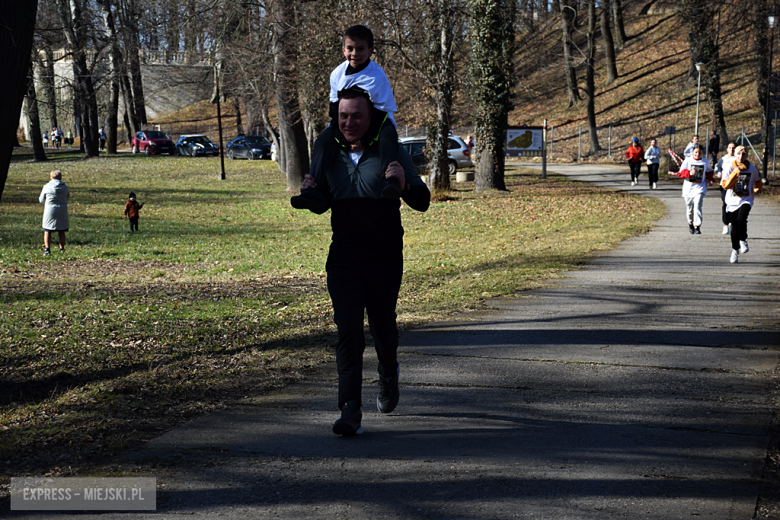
[291,25,400,212]
[299,89,430,435]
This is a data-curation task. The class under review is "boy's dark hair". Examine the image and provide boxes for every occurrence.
[343,25,374,48]
[129,192,136,198]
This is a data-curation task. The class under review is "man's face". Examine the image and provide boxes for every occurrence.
[338,96,371,145]
[692,147,701,160]
[651,140,657,147]
[342,37,373,68]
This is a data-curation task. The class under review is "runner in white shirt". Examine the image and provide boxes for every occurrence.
[720,146,763,263]
[677,144,712,234]
[714,142,736,235]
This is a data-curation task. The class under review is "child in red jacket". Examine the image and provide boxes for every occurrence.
[124,192,145,232]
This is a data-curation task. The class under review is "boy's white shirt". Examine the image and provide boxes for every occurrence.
[330,60,397,127]
[680,157,711,198]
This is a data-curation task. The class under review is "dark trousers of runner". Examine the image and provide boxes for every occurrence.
[646,163,659,186]
[629,161,641,182]
[727,204,751,250]
[719,187,729,225]
[327,246,402,410]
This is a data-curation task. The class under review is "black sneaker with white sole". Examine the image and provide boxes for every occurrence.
[333,400,363,436]
[377,366,399,414]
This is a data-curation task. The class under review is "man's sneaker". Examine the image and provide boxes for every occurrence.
[631,180,636,186]
[333,401,363,436]
[43,248,50,256]
[722,225,730,235]
[377,366,400,414]
[652,182,657,189]
[694,226,701,234]
[689,224,695,234]
[730,249,739,263]
[739,240,749,254]
[290,188,328,212]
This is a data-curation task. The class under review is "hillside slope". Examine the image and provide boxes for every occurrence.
[508,0,764,160]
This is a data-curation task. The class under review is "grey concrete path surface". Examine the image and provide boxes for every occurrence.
[11,164,780,519]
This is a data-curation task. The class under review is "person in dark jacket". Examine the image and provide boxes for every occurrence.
[709,130,720,166]
[297,89,430,436]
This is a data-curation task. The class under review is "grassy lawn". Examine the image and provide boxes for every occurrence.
[0,153,663,480]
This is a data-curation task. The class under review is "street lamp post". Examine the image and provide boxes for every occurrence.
[763,13,776,183]
[694,62,705,136]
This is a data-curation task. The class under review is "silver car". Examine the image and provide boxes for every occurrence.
[399,136,473,174]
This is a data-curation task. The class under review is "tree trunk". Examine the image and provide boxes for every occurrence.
[25,63,47,162]
[234,96,243,135]
[427,0,454,192]
[96,0,121,153]
[586,0,601,154]
[600,0,619,85]
[40,49,59,130]
[754,0,770,131]
[0,0,39,202]
[611,0,627,49]
[560,0,581,107]
[54,0,100,157]
[271,0,309,190]
[471,0,515,192]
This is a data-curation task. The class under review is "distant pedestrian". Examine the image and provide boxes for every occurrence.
[714,142,736,235]
[67,130,73,148]
[644,138,661,189]
[99,126,107,151]
[683,134,699,157]
[466,134,474,150]
[124,192,145,232]
[39,170,70,256]
[43,132,49,148]
[677,144,712,234]
[625,137,643,186]
[708,130,720,165]
[721,146,763,263]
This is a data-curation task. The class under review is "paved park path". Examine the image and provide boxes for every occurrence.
[15,164,780,519]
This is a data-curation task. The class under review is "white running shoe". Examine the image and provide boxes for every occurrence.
[730,250,739,263]
[722,225,729,235]
[631,181,636,186]
[652,182,657,189]
[739,240,749,254]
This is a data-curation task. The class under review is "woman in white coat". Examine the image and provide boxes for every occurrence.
[39,170,70,256]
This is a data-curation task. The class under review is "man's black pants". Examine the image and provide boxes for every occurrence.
[326,245,402,410]
[727,204,751,250]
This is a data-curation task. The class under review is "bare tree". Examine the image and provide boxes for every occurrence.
[53,0,100,157]
[560,0,581,107]
[25,60,47,162]
[96,0,121,153]
[270,0,310,189]
[600,0,619,85]
[611,0,627,49]
[585,0,601,153]
[0,0,39,201]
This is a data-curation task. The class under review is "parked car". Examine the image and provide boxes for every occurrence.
[398,136,473,175]
[131,130,175,155]
[226,135,272,160]
[174,135,220,157]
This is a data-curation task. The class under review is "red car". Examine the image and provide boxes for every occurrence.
[131,130,175,155]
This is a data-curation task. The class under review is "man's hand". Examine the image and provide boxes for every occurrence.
[300,174,317,192]
[385,161,405,191]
